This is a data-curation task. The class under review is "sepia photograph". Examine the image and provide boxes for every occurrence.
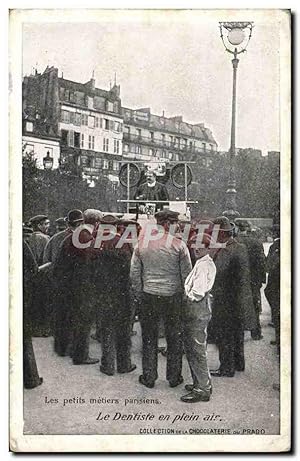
[9,8,291,452]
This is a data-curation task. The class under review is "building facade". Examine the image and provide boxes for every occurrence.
[22,66,218,183]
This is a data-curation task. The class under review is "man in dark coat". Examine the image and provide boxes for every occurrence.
[26,215,51,336]
[93,214,136,375]
[23,233,43,389]
[134,171,169,212]
[235,219,266,340]
[210,217,256,377]
[265,228,280,353]
[52,209,98,365]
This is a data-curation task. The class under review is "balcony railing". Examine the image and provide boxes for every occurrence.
[122,132,210,154]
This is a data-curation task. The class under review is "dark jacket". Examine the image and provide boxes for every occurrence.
[265,239,280,309]
[210,238,256,336]
[23,240,39,337]
[134,181,169,202]
[236,233,266,287]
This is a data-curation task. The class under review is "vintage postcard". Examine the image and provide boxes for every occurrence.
[9,8,291,452]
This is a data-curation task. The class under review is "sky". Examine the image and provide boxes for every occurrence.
[22,11,281,154]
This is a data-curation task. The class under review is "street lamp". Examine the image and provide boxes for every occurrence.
[42,151,53,214]
[219,21,254,219]
[43,151,54,170]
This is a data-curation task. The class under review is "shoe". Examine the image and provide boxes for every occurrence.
[73,357,99,365]
[100,366,114,376]
[158,346,167,355]
[90,334,101,342]
[185,383,213,394]
[235,366,245,372]
[210,369,235,377]
[118,364,137,374]
[180,390,210,403]
[25,377,43,389]
[139,375,155,388]
[169,376,184,388]
[270,340,277,345]
[251,334,263,340]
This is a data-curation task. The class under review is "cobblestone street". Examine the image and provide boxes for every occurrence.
[24,284,280,436]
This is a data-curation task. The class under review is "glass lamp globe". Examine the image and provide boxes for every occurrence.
[228,28,245,46]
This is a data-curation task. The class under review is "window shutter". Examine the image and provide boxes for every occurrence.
[69,130,74,147]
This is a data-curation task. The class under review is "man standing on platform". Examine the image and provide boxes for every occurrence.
[134,171,169,212]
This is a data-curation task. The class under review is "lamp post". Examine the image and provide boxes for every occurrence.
[219,21,254,219]
[43,151,54,214]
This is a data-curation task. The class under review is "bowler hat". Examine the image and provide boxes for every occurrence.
[66,209,84,224]
[155,210,180,223]
[213,216,235,232]
[100,214,120,225]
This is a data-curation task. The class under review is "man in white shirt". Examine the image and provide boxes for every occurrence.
[181,233,216,403]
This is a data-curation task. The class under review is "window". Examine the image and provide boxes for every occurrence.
[169,135,174,145]
[103,138,109,152]
[88,135,92,149]
[168,152,173,160]
[74,132,80,148]
[86,156,95,168]
[107,101,114,112]
[81,133,84,148]
[92,136,95,150]
[74,113,81,126]
[95,117,99,128]
[135,145,141,155]
[210,144,214,152]
[124,144,129,153]
[61,110,70,123]
[81,114,88,126]
[175,137,181,148]
[61,129,69,146]
[113,102,119,113]
[114,121,121,132]
[69,92,76,103]
[25,121,33,132]
[113,161,119,171]
[88,116,95,128]
[161,134,166,145]
[103,159,109,169]
[109,160,113,170]
[150,132,154,142]
[136,128,141,138]
[104,119,109,130]
[189,141,193,150]
[149,148,153,156]
[124,126,130,134]
[183,138,188,149]
[88,135,95,150]
[114,139,120,154]
[202,142,206,152]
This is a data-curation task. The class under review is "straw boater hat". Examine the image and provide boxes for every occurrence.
[213,216,235,232]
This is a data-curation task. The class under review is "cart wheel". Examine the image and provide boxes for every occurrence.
[119,163,141,188]
[171,164,192,189]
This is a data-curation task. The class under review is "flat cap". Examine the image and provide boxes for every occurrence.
[100,214,120,225]
[83,209,103,225]
[234,218,251,230]
[155,210,180,223]
[29,215,48,226]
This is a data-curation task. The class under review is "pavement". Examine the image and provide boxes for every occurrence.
[24,284,280,436]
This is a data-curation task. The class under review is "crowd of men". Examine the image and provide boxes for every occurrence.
[23,208,280,403]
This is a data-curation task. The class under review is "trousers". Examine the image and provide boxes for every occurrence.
[216,320,245,374]
[183,296,212,392]
[139,292,183,384]
[98,292,133,373]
